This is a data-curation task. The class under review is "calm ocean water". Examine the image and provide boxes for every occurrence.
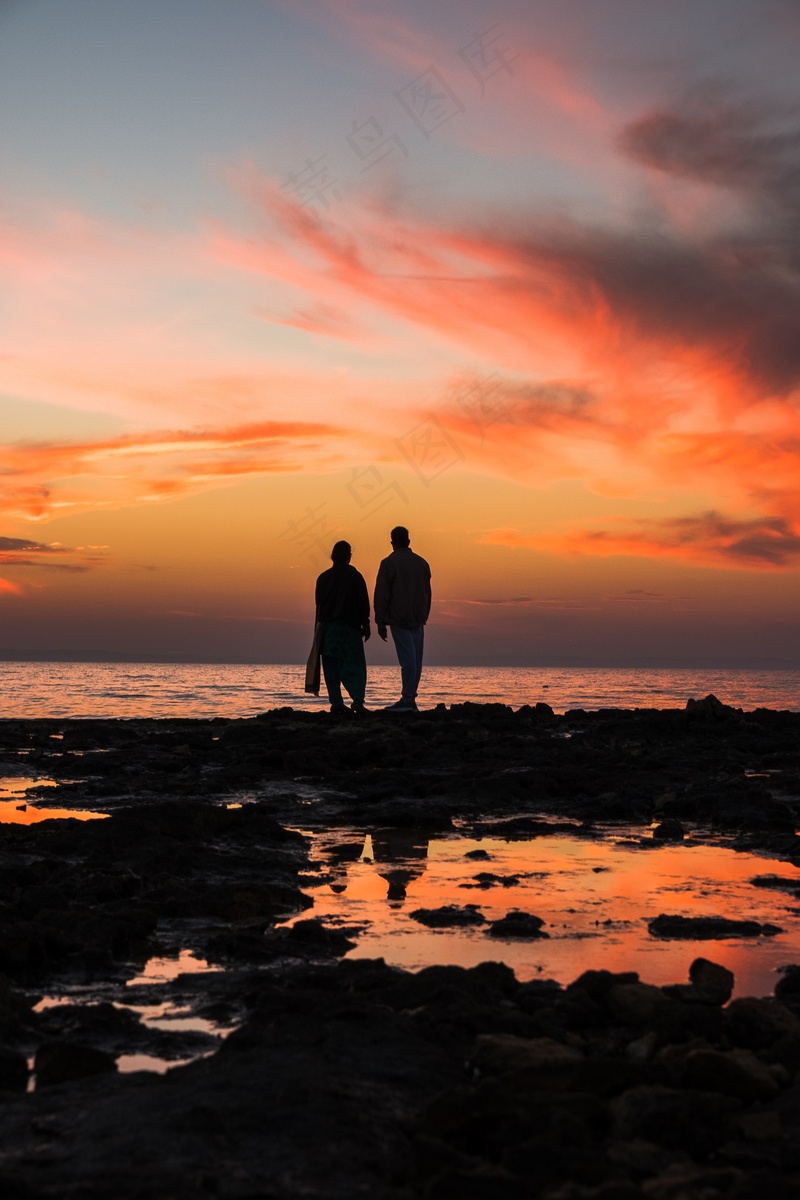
[0,662,797,719]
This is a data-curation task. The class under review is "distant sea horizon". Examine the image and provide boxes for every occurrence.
[0,661,798,719]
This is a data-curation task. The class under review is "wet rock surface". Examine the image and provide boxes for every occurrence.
[410,904,487,927]
[0,702,800,1196]
[486,910,550,939]
[648,915,784,940]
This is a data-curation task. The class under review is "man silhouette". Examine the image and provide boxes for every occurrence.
[374,526,431,712]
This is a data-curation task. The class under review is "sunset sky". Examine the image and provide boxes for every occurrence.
[2,0,799,666]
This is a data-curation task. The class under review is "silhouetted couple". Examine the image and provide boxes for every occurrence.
[310,526,431,715]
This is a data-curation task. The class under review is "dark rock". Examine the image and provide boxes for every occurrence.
[662,957,734,1006]
[605,981,674,1029]
[641,1167,745,1199]
[486,911,548,939]
[652,819,684,841]
[612,1084,742,1155]
[606,1137,691,1178]
[459,872,521,890]
[470,1032,584,1077]
[648,914,783,939]
[685,694,742,721]
[689,956,735,1004]
[423,1164,521,1199]
[658,1043,780,1101]
[0,975,34,1038]
[724,997,800,1067]
[0,1045,28,1091]
[750,874,800,894]
[464,849,491,861]
[515,978,562,1014]
[410,905,486,928]
[567,970,640,1001]
[34,1039,117,1087]
[274,918,359,955]
[775,964,800,1011]
[4,708,800,1197]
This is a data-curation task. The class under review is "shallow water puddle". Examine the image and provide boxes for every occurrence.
[114,1050,213,1074]
[124,948,223,987]
[0,776,108,824]
[294,826,800,998]
[31,950,231,1079]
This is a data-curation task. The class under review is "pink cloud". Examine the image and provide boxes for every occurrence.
[0,419,350,522]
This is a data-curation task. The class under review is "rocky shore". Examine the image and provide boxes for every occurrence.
[1,698,800,1198]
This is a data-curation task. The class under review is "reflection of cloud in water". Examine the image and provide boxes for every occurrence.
[299,826,800,999]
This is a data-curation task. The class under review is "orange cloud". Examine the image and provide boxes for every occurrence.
[1,419,349,522]
[1,84,797,579]
[483,512,800,571]
[212,91,800,571]
[0,577,22,595]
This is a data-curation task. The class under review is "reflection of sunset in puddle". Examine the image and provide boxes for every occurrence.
[115,1051,215,1075]
[296,827,800,998]
[124,949,222,987]
[32,950,230,1079]
[0,776,108,824]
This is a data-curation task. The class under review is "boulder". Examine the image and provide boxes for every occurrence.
[612,1084,742,1155]
[606,982,676,1030]
[662,957,734,1006]
[689,956,734,1004]
[410,905,486,928]
[34,1040,117,1087]
[775,964,800,1011]
[724,996,800,1068]
[685,694,742,721]
[0,1045,29,1091]
[470,1033,583,1077]
[660,1044,780,1101]
[643,1167,745,1199]
[486,911,548,939]
[648,914,782,939]
[652,820,684,842]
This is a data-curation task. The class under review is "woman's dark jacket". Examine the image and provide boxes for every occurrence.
[315,564,371,635]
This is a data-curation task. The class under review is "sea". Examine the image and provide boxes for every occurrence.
[0,661,798,719]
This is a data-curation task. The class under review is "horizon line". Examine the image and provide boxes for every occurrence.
[0,656,798,671]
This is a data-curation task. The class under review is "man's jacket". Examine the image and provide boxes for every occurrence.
[373,548,431,628]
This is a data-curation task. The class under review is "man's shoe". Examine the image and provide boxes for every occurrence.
[384,700,417,712]
[351,704,370,714]
[330,705,353,718]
